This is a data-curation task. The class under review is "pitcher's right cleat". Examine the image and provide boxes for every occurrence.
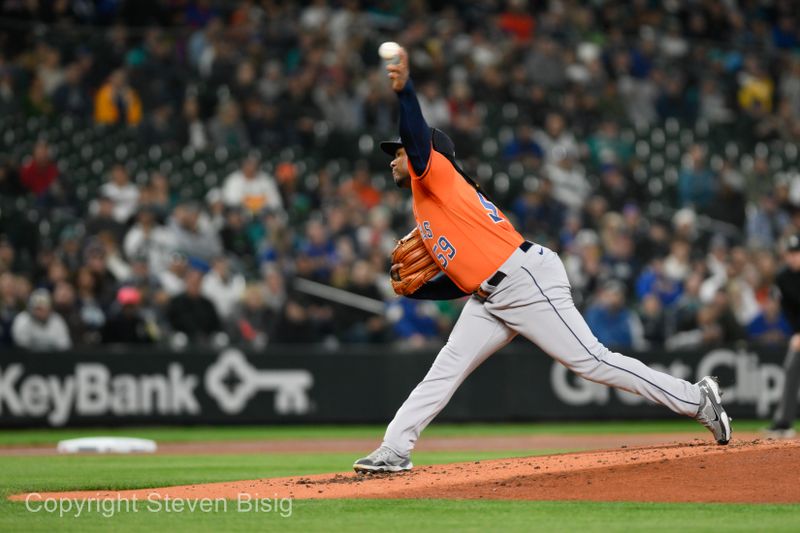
[353,446,413,473]
[695,376,732,445]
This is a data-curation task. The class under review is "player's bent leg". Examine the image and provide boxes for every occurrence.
[377,298,516,461]
[522,295,702,417]
[486,249,730,443]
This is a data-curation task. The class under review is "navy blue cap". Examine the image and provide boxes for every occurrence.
[379,128,456,161]
[379,137,403,156]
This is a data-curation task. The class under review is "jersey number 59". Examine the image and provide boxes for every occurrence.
[432,236,456,269]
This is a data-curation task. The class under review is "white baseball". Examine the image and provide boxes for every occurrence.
[378,41,401,62]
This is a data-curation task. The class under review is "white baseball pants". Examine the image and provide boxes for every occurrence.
[383,244,702,456]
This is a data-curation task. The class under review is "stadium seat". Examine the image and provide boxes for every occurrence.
[650,128,665,147]
[482,138,499,159]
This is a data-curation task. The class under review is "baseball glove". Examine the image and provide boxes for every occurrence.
[390,227,441,296]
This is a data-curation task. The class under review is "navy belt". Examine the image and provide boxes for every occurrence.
[474,241,533,302]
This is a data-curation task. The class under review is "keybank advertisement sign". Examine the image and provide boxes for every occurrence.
[0,346,790,426]
[0,349,314,426]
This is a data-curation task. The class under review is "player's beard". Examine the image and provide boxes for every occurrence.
[393,175,410,189]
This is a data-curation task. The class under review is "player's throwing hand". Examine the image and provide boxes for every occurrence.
[386,47,409,92]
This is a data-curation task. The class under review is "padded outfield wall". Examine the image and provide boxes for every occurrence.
[0,342,790,427]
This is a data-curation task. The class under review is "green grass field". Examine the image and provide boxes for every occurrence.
[0,418,772,446]
[1,421,797,532]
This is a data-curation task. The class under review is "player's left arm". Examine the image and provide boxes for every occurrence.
[406,272,469,300]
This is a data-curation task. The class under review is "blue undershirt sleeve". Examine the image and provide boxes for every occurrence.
[397,79,432,176]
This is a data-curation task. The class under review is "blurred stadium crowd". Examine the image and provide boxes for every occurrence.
[0,0,799,352]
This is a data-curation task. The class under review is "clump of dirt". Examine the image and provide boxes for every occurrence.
[10,439,800,504]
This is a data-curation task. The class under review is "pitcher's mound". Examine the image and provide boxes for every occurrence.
[11,439,800,504]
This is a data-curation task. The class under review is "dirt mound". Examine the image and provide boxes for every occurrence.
[11,439,800,504]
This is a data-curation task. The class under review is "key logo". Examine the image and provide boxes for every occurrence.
[205,349,314,415]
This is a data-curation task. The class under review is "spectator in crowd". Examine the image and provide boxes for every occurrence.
[86,194,126,242]
[738,57,773,116]
[123,206,170,271]
[11,289,72,351]
[585,281,643,350]
[535,112,579,162]
[166,268,225,346]
[94,69,142,126]
[707,164,747,230]
[83,241,118,307]
[504,124,544,162]
[512,179,564,238]
[140,171,173,217]
[0,272,23,346]
[100,164,140,224]
[19,139,59,201]
[638,293,666,348]
[52,62,91,116]
[296,218,337,283]
[37,45,64,96]
[202,256,246,321]
[103,287,154,344]
[356,207,396,258]
[261,264,288,315]
[545,148,590,211]
[0,68,18,116]
[139,102,177,148]
[177,95,209,151]
[219,206,254,259]
[271,298,314,344]
[124,254,162,304]
[51,280,83,345]
[663,239,692,283]
[74,266,106,345]
[209,100,249,150]
[159,252,189,296]
[222,155,283,215]
[679,144,716,209]
[338,160,382,210]
[388,298,441,349]
[747,295,792,347]
[417,81,450,129]
[586,120,633,169]
[0,234,24,275]
[667,304,724,351]
[335,260,386,343]
[230,283,277,350]
[164,202,222,267]
[24,74,53,116]
[313,78,361,133]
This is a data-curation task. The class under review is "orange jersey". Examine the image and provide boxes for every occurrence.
[409,148,524,292]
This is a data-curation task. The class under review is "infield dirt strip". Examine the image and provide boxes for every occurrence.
[11,439,800,504]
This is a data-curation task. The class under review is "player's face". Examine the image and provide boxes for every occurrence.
[391,148,410,189]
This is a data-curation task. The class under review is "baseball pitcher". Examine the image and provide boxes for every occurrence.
[354,46,731,473]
